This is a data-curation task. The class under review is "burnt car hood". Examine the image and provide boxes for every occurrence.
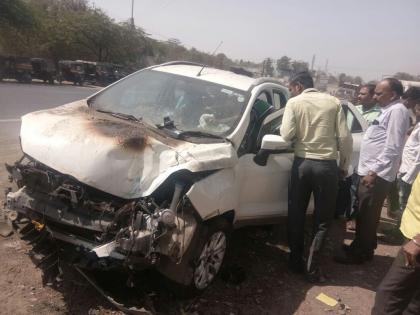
[20,101,237,199]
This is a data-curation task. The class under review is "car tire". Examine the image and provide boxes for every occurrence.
[164,217,231,297]
[189,218,231,292]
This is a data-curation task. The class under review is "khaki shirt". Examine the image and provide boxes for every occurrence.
[400,173,420,239]
[280,88,352,170]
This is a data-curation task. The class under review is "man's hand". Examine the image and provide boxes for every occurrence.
[361,171,377,188]
[403,237,420,267]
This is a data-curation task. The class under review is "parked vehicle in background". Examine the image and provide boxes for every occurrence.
[333,82,360,102]
[333,87,358,103]
[400,79,420,92]
[0,56,33,83]
[57,60,85,85]
[76,60,125,86]
[95,62,117,86]
[30,58,56,84]
[112,64,127,82]
[77,60,96,84]
[4,62,367,293]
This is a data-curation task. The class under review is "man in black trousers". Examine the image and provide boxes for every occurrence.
[280,72,352,281]
[335,78,410,264]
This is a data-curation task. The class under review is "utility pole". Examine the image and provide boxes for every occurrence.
[311,54,316,71]
[325,59,329,73]
[130,0,135,29]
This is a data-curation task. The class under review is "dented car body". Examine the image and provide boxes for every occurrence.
[5,62,367,291]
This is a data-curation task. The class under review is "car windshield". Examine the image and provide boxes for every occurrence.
[89,69,249,136]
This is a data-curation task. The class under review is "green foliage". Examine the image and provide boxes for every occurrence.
[0,0,34,29]
[394,72,415,81]
[290,60,309,74]
[0,0,251,71]
[262,58,274,77]
[338,73,363,85]
[276,56,291,75]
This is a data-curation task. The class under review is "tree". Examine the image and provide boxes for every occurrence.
[354,76,363,85]
[291,60,309,74]
[394,72,415,81]
[276,56,291,77]
[0,0,34,29]
[338,73,347,85]
[262,58,274,77]
[0,0,257,72]
[328,74,338,84]
[214,53,229,69]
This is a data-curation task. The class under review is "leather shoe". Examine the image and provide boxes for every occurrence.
[305,266,326,283]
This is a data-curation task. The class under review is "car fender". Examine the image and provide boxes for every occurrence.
[186,168,238,221]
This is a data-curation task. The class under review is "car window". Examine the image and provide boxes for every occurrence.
[257,91,272,105]
[89,69,249,136]
[273,90,287,110]
[342,105,363,133]
[237,94,274,155]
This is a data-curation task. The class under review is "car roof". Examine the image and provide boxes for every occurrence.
[152,62,273,92]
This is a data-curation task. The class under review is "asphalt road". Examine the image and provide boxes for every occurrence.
[0,81,99,192]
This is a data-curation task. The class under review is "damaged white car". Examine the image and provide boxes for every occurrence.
[4,62,367,292]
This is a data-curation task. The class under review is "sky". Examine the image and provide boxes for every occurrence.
[90,0,420,81]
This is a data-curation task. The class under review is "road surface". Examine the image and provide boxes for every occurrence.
[0,81,99,192]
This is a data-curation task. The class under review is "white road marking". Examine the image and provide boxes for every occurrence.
[0,119,20,123]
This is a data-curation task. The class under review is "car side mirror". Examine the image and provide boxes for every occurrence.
[253,135,290,166]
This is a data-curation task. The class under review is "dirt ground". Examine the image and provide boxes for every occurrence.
[0,203,402,315]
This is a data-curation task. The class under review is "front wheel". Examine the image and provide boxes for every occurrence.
[190,218,230,291]
[159,217,231,297]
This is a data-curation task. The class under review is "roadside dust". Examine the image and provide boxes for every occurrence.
[0,209,401,315]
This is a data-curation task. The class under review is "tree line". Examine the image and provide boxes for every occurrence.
[0,0,418,82]
[0,0,259,71]
[262,55,420,85]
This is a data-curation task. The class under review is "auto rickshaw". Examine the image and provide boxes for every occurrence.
[0,56,33,83]
[57,60,85,85]
[76,60,96,84]
[30,58,56,84]
[95,62,116,86]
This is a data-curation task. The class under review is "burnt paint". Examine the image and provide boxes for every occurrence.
[88,119,149,152]
[31,101,186,151]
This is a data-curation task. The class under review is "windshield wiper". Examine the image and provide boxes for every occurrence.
[177,130,224,140]
[96,109,141,123]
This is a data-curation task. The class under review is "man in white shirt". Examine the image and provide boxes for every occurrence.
[335,78,411,264]
[398,103,420,213]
